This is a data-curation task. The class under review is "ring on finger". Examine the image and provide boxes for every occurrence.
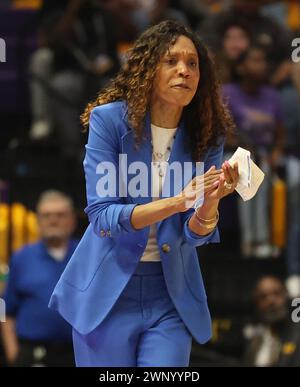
[224,181,233,190]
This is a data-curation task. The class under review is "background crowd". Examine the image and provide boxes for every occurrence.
[0,0,300,367]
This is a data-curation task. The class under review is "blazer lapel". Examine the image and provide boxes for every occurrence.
[121,110,152,205]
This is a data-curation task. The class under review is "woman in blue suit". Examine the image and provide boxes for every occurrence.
[49,20,239,367]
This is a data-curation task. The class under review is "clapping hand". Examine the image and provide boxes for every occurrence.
[204,161,239,202]
[175,166,222,211]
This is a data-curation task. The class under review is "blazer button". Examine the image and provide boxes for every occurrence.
[100,230,106,237]
[161,243,171,253]
[107,230,111,237]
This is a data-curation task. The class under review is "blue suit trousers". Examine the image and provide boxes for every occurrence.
[72,261,192,367]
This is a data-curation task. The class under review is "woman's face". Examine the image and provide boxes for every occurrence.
[240,48,267,82]
[223,26,250,60]
[151,35,200,109]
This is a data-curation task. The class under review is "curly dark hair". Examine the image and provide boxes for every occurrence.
[81,20,234,161]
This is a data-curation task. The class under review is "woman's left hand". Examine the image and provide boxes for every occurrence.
[205,160,239,201]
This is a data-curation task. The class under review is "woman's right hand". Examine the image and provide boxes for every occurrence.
[174,166,222,212]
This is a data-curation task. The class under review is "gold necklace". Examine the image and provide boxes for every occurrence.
[151,134,176,177]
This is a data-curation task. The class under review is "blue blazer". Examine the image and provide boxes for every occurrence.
[49,101,224,344]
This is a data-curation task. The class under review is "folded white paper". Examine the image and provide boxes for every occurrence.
[228,147,265,201]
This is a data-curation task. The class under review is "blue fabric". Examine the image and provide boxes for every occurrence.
[49,101,224,345]
[72,261,192,367]
[118,203,139,232]
[3,240,78,342]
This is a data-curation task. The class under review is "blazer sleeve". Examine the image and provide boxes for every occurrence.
[2,252,21,317]
[181,138,224,248]
[84,107,139,238]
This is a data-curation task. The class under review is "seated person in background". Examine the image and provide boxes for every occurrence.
[178,0,231,30]
[197,0,292,80]
[128,0,189,36]
[223,45,285,258]
[214,18,251,84]
[29,0,120,163]
[244,275,300,367]
[1,190,78,367]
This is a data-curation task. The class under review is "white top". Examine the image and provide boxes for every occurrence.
[140,123,177,262]
[255,327,281,367]
[47,246,67,262]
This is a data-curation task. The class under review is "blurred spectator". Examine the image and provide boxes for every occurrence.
[220,19,251,62]
[29,0,120,162]
[223,46,285,258]
[1,190,78,367]
[130,0,189,33]
[93,1,189,42]
[198,0,292,83]
[178,0,231,29]
[214,18,251,83]
[97,0,139,42]
[198,0,299,163]
[243,276,300,367]
[285,153,300,299]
